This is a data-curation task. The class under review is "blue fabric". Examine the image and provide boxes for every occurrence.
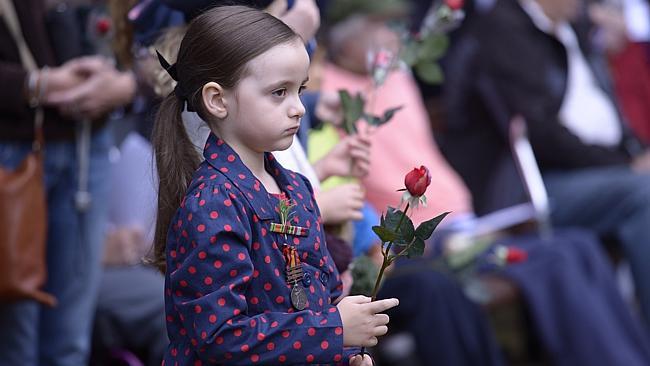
[377,227,650,365]
[544,166,650,327]
[352,203,381,257]
[131,1,185,47]
[378,262,505,366]
[297,91,320,150]
[495,228,650,366]
[0,127,113,366]
[163,133,356,365]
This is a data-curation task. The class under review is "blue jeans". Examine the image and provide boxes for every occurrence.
[0,127,112,366]
[544,166,650,326]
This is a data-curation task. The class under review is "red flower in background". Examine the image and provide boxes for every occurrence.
[404,166,432,197]
[505,247,528,264]
[445,0,464,10]
[95,17,111,35]
[493,246,528,265]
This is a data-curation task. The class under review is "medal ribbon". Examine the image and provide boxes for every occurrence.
[282,245,301,267]
[270,223,309,237]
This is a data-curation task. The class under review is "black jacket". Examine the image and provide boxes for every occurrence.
[0,0,79,141]
[438,0,645,214]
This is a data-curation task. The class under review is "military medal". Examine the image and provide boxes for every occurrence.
[284,245,307,310]
[274,193,308,310]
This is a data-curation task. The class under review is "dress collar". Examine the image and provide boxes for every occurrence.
[202,133,312,221]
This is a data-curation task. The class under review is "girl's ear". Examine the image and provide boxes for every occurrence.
[201,82,228,119]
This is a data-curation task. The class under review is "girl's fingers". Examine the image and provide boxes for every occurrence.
[364,336,379,347]
[373,325,388,337]
[365,298,399,314]
[374,313,390,326]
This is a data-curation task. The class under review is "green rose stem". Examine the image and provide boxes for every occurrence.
[370,202,409,301]
[360,202,410,361]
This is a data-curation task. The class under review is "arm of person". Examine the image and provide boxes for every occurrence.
[0,60,86,116]
[170,183,348,365]
[470,21,633,170]
[485,72,632,169]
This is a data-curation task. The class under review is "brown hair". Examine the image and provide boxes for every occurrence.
[150,6,299,272]
[107,0,138,68]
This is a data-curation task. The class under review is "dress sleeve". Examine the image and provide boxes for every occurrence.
[168,183,347,365]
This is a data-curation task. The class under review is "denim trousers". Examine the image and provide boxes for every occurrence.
[0,127,112,366]
[544,166,650,328]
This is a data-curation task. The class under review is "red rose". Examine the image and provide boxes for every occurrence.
[445,0,464,10]
[404,166,431,197]
[505,247,528,264]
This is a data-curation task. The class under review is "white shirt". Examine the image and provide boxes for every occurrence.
[520,0,623,147]
[624,0,650,42]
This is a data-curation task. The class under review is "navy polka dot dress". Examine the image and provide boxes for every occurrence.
[162,133,355,365]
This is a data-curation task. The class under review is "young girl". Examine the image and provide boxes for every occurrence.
[151,6,398,365]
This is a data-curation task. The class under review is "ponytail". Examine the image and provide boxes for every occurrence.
[150,95,200,273]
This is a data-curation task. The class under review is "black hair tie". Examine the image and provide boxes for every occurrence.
[155,50,196,112]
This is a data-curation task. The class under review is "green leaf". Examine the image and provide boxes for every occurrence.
[339,90,365,134]
[397,218,416,247]
[415,61,444,84]
[405,237,426,258]
[384,207,403,232]
[363,114,381,127]
[418,34,449,61]
[363,105,403,128]
[381,105,403,125]
[415,212,450,240]
[401,39,419,66]
[372,225,397,243]
[383,207,416,246]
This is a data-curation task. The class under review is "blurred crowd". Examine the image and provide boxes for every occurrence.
[1,0,650,365]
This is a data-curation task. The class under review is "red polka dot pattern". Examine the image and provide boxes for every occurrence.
[163,134,347,365]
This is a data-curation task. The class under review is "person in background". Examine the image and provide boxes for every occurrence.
[319,2,650,364]
[0,0,136,365]
[439,0,650,328]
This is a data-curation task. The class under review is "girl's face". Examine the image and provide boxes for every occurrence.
[222,38,310,154]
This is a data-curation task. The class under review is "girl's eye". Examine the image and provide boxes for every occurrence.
[272,89,287,97]
[298,85,306,96]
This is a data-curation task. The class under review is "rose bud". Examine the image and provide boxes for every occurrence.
[404,166,432,197]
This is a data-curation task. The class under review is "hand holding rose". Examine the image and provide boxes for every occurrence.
[313,131,372,181]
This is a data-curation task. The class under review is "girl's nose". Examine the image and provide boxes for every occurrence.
[289,96,306,119]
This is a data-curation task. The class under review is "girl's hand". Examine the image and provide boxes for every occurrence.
[337,296,399,347]
[350,353,374,366]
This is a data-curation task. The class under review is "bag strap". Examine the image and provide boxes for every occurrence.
[0,0,44,152]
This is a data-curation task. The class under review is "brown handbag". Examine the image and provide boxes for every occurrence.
[0,0,56,306]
